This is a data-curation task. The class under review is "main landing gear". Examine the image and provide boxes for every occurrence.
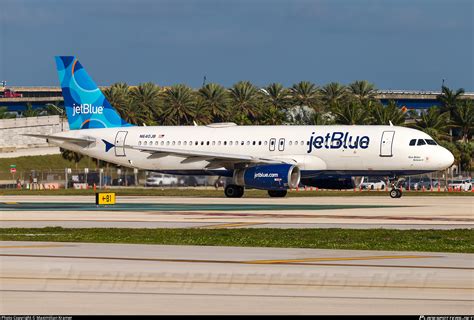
[224,185,288,198]
[389,188,402,198]
[224,184,244,198]
[267,190,287,197]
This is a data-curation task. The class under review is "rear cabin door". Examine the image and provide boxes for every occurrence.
[115,131,128,157]
[380,131,395,157]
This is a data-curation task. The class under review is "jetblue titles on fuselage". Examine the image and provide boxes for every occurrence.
[307,131,370,153]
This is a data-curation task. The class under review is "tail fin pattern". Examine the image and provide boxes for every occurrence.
[55,56,132,130]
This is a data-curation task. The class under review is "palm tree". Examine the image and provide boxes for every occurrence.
[197,83,229,122]
[259,106,286,125]
[161,84,196,125]
[333,101,369,125]
[103,83,130,110]
[22,103,40,117]
[348,80,377,104]
[437,85,465,117]
[370,100,406,126]
[320,82,347,109]
[289,81,320,111]
[229,81,260,119]
[129,82,161,120]
[412,107,451,142]
[262,83,289,109]
[452,100,473,142]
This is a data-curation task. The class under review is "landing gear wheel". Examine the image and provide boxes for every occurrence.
[224,184,244,198]
[390,189,402,198]
[268,190,288,198]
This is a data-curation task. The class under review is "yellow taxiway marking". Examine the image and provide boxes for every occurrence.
[0,245,66,249]
[198,222,264,229]
[3,202,18,205]
[246,255,440,264]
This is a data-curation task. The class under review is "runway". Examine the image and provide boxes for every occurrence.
[1,241,472,314]
[0,195,472,229]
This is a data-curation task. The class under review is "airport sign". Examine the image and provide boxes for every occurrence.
[96,192,116,205]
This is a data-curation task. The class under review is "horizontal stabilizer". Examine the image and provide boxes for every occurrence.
[23,134,95,144]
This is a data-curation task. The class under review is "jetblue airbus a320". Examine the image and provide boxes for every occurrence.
[27,56,455,198]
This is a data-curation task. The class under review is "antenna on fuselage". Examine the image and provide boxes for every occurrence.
[389,120,394,126]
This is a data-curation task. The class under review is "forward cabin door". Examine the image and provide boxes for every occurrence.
[380,131,395,157]
[115,131,128,157]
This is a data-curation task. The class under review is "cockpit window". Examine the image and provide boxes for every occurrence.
[425,139,437,145]
[409,139,416,146]
[417,139,426,146]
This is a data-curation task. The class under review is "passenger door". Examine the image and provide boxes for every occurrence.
[380,131,395,157]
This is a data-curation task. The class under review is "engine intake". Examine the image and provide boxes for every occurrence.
[234,164,300,190]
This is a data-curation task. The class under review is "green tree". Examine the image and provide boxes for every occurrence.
[437,85,465,118]
[348,80,377,104]
[103,82,130,111]
[197,83,229,122]
[22,103,40,117]
[129,82,161,121]
[370,100,406,126]
[333,101,369,125]
[262,83,289,109]
[412,107,451,141]
[289,81,320,111]
[259,106,286,125]
[0,106,15,119]
[161,84,196,125]
[451,100,473,142]
[320,82,347,109]
[229,81,261,119]
[455,141,473,171]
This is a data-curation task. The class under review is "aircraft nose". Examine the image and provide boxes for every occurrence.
[439,147,455,168]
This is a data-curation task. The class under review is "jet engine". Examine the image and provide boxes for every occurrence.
[234,164,301,190]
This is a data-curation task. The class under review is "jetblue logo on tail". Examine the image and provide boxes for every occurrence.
[72,104,104,117]
[102,139,115,152]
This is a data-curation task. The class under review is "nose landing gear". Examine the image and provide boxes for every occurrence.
[388,176,405,198]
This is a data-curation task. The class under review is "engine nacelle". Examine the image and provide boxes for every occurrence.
[301,176,355,189]
[234,164,301,190]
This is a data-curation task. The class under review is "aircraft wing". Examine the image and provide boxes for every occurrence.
[23,134,96,144]
[124,144,290,165]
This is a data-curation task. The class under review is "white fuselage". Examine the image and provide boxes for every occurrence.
[50,124,454,178]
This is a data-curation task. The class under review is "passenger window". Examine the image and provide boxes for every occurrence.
[409,139,416,146]
[195,141,198,145]
[302,141,305,145]
[241,141,244,145]
[201,141,204,145]
[264,141,268,146]
[252,141,256,145]
[230,141,233,146]
[258,141,262,145]
[246,141,250,145]
[218,141,222,145]
[160,141,164,146]
[212,141,215,145]
[295,141,298,145]
[144,141,147,146]
[184,141,187,146]
[425,139,437,145]
[417,139,426,146]
[178,141,181,145]
[139,141,142,145]
[289,141,293,146]
[206,141,210,145]
[149,141,152,145]
[172,141,175,145]
[224,141,227,145]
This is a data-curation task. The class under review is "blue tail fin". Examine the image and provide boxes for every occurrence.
[55,56,133,130]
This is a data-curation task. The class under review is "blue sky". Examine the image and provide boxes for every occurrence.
[0,0,472,90]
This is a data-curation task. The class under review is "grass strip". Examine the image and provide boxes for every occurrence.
[0,227,472,253]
